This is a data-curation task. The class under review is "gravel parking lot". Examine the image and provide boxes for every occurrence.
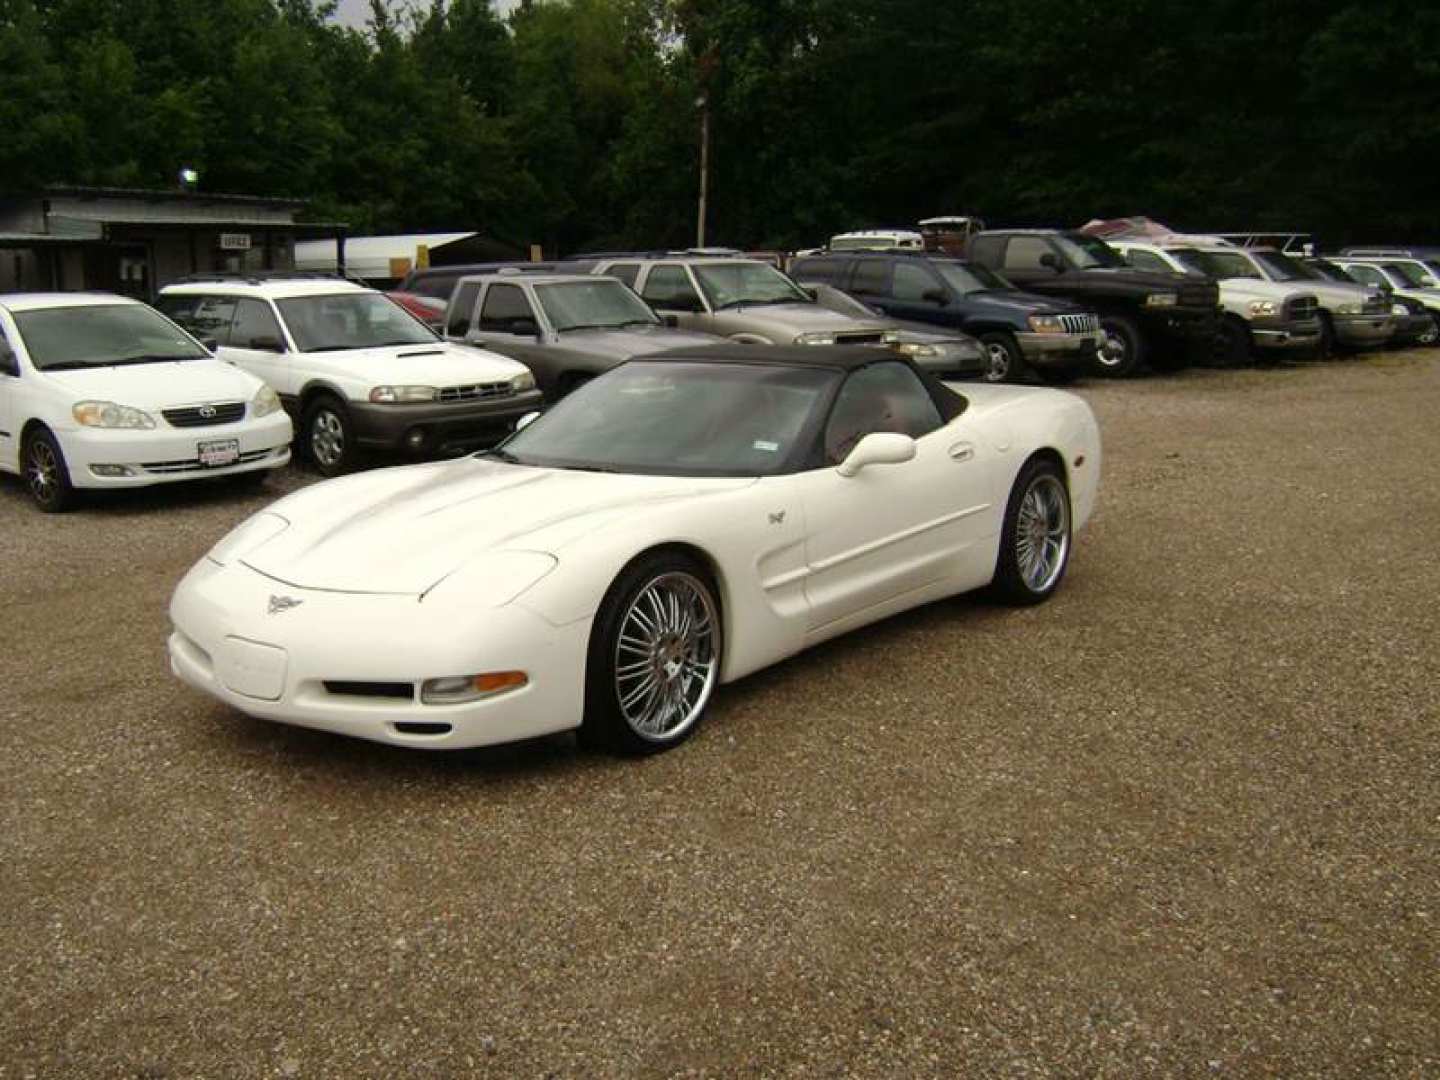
[2,352,1437,1078]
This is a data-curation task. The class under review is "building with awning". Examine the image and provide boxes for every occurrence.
[294,231,525,286]
[0,186,346,298]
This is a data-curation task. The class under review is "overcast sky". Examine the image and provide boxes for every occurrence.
[331,0,519,28]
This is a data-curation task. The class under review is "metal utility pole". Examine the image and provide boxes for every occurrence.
[696,94,710,249]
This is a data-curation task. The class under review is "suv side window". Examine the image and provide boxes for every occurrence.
[478,283,537,332]
[789,258,840,286]
[1002,237,1055,271]
[158,294,238,343]
[823,361,943,464]
[642,265,704,311]
[448,281,482,337]
[1345,264,1387,288]
[1125,249,1173,274]
[968,235,1004,266]
[607,263,641,288]
[850,259,891,297]
[229,298,284,350]
[892,262,941,302]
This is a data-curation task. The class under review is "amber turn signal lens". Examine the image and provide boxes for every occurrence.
[421,671,529,705]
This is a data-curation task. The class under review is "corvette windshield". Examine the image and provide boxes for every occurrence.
[494,360,837,477]
[534,279,658,331]
[13,304,208,371]
[692,262,811,309]
[276,293,437,352]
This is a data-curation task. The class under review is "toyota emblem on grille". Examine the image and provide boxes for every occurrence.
[267,595,303,615]
[199,404,217,419]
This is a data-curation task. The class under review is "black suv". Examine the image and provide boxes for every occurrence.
[965,230,1221,376]
[788,251,1102,384]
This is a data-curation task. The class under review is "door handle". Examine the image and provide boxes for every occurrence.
[948,442,974,462]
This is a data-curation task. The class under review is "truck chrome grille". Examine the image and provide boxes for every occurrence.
[1058,313,1099,334]
[1285,296,1319,321]
[438,382,515,402]
[162,402,246,427]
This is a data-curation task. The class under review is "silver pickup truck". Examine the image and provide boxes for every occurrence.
[443,272,722,398]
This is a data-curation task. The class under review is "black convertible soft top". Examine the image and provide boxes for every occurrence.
[638,343,968,422]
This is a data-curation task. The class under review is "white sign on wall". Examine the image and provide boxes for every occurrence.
[219,233,252,251]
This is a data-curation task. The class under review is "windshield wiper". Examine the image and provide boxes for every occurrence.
[478,447,524,464]
[39,360,99,371]
[557,322,623,332]
[113,353,206,365]
[715,297,798,311]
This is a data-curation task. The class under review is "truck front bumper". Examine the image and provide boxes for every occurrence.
[1250,316,1323,351]
[1015,329,1103,370]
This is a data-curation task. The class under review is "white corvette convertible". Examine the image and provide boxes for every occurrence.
[168,346,1101,755]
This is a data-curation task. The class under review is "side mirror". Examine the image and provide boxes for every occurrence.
[837,432,916,478]
[515,411,541,432]
[1039,252,1063,273]
[922,287,948,305]
[0,343,18,377]
[249,335,286,353]
[510,318,540,337]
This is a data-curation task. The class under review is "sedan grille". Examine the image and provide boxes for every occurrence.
[1058,313,1099,334]
[438,381,515,402]
[834,331,885,345]
[1285,296,1319,321]
[162,402,246,428]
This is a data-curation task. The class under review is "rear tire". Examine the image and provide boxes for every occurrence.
[1313,312,1336,361]
[1094,315,1145,377]
[990,457,1071,606]
[23,428,77,513]
[579,551,723,756]
[978,332,1024,383]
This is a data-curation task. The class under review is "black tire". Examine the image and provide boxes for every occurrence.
[23,428,77,513]
[302,395,358,477]
[990,456,1071,606]
[1417,314,1439,347]
[1216,316,1253,368]
[978,331,1025,383]
[1094,315,1145,377]
[579,551,723,756]
[1313,312,1336,361]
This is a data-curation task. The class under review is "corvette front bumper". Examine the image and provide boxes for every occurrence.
[168,558,588,749]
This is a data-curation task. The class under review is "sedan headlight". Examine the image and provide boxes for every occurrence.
[793,331,836,345]
[73,401,156,429]
[1247,300,1278,317]
[369,385,439,403]
[1334,303,1363,315]
[895,341,940,358]
[1144,293,1178,308]
[511,370,536,393]
[252,384,282,417]
[1027,314,1066,333]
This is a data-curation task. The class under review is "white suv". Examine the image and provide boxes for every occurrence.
[0,292,292,512]
[158,275,541,476]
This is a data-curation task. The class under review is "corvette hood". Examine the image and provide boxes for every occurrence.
[242,457,753,595]
[42,359,262,408]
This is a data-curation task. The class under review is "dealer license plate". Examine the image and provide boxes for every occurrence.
[198,439,240,467]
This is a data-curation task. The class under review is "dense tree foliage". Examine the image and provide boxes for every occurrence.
[2,0,1437,251]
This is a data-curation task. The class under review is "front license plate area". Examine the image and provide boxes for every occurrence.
[198,439,240,467]
[217,637,288,701]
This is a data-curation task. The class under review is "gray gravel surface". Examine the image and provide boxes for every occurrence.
[2,352,1437,1078]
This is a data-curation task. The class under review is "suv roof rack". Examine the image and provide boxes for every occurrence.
[170,270,362,285]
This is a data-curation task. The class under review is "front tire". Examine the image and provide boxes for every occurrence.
[979,331,1024,383]
[990,457,1071,606]
[23,428,77,513]
[580,552,722,756]
[1216,316,1253,368]
[303,395,358,477]
[1094,314,1145,377]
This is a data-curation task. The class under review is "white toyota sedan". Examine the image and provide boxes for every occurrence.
[169,346,1100,757]
[0,293,292,511]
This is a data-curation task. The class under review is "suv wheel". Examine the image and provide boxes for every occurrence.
[1095,315,1145,377]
